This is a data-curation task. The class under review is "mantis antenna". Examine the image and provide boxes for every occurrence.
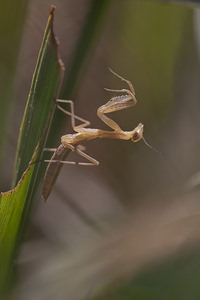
[142,137,162,154]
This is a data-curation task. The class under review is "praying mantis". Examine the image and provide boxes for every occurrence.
[42,69,155,201]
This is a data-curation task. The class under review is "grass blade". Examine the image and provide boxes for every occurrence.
[12,6,64,187]
[0,6,64,297]
[0,149,38,297]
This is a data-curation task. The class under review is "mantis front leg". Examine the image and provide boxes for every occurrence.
[108,68,136,96]
[97,69,137,131]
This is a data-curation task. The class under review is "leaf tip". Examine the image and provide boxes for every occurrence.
[49,6,65,73]
[50,5,56,17]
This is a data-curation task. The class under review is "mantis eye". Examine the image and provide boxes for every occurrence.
[132,131,142,142]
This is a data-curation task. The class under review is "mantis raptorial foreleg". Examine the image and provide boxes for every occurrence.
[56,99,90,130]
[104,88,136,104]
[97,70,137,131]
[108,68,136,96]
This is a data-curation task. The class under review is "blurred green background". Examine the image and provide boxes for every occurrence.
[1,0,200,299]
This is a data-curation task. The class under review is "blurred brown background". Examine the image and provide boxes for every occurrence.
[2,0,200,299]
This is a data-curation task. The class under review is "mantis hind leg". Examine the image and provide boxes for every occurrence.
[56,99,90,131]
[43,142,99,166]
[43,159,97,166]
[61,141,99,166]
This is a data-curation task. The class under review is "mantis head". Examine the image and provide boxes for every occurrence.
[132,123,162,154]
[131,123,144,142]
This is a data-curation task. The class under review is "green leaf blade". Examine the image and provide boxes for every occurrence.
[0,7,64,297]
[0,152,37,296]
[12,6,64,187]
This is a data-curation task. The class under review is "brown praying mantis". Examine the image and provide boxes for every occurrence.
[42,68,158,201]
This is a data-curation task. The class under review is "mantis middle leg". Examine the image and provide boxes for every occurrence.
[56,99,90,131]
